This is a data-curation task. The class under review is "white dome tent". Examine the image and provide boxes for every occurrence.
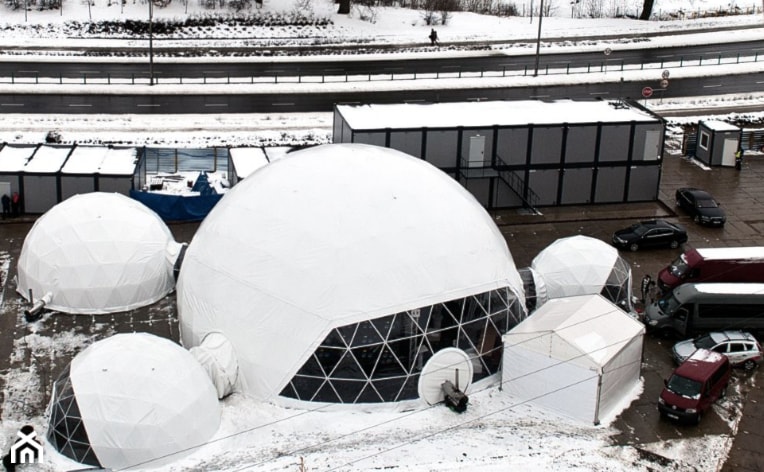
[178,143,527,405]
[530,235,633,311]
[16,192,182,314]
[46,333,221,470]
[502,294,645,425]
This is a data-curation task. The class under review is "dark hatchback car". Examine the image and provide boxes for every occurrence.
[675,187,726,226]
[612,219,688,252]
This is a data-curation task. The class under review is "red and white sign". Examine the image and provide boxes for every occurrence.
[641,86,653,98]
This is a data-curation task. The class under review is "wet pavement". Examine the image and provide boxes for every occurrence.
[1,146,763,470]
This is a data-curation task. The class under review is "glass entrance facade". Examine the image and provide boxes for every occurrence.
[280,287,526,404]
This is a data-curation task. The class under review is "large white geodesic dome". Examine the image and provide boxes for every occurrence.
[46,333,221,470]
[531,235,632,309]
[16,192,181,314]
[178,143,527,404]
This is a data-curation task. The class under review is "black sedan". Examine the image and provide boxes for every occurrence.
[612,220,688,251]
[675,187,726,226]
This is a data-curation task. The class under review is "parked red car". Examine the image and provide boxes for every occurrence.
[658,348,731,424]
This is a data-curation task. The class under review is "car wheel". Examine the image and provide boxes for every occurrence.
[629,243,639,252]
[743,360,757,372]
[721,384,728,399]
[670,240,679,249]
[694,215,701,224]
[695,411,703,425]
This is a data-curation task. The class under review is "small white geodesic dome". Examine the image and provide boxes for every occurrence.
[531,235,632,309]
[16,192,181,314]
[46,332,221,470]
[178,143,527,404]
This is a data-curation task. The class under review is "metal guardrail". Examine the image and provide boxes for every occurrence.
[0,51,761,86]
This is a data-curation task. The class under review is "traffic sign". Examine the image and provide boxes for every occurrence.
[642,86,653,98]
[662,70,670,79]
[604,48,612,56]
[660,79,669,88]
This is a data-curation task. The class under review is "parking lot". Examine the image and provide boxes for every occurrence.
[1,148,763,470]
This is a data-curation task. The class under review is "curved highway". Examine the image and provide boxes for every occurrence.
[1,71,762,114]
[0,41,762,80]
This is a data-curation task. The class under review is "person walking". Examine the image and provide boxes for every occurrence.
[735,148,744,170]
[10,192,20,217]
[1,194,9,220]
[429,28,439,46]
[640,274,652,305]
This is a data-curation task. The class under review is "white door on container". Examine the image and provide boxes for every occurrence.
[721,137,738,167]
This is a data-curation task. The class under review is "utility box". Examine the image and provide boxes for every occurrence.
[695,120,740,167]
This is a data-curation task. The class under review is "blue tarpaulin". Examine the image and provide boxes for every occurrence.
[130,190,223,222]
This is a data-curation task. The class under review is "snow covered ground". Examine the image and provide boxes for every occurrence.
[1,1,763,471]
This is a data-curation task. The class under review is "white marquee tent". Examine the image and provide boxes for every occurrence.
[16,192,182,314]
[530,235,633,311]
[502,294,645,425]
[46,333,221,470]
[178,143,527,404]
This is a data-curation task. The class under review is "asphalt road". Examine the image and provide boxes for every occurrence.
[1,41,762,79]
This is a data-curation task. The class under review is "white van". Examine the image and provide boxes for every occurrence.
[643,283,764,337]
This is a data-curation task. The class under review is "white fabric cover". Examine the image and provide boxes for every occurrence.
[418,348,474,405]
[69,333,220,470]
[502,295,644,424]
[190,332,240,399]
[178,143,524,402]
[531,235,620,300]
[16,192,180,314]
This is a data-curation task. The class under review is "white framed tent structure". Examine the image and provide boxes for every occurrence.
[178,143,528,405]
[46,333,221,470]
[529,235,633,312]
[502,294,645,425]
[17,192,182,314]
[0,144,37,202]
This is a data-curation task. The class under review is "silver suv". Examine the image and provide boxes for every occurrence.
[672,331,763,371]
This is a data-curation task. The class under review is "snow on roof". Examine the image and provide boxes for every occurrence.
[23,145,72,173]
[695,246,764,260]
[336,99,659,131]
[98,147,138,175]
[263,146,295,162]
[61,146,138,175]
[688,348,725,364]
[504,294,644,369]
[702,120,739,132]
[0,145,36,172]
[61,146,110,174]
[230,147,269,179]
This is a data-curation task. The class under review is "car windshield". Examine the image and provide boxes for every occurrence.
[696,198,719,208]
[658,294,682,315]
[669,253,689,278]
[694,335,716,350]
[667,374,702,399]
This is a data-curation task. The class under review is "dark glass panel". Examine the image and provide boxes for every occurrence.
[313,381,342,402]
[371,315,394,340]
[279,381,299,399]
[352,344,382,377]
[355,383,384,403]
[289,376,324,401]
[337,324,357,346]
[387,338,414,373]
[315,347,344,375]
[295,354,326,377]
[322,329,345,347]
[408,306,432,334]
[332,352,365,379]
[351,321,383,347]
[374,345,407,376]
[397,375,420,401]
[372,378,406,402]
[329,379,366,403]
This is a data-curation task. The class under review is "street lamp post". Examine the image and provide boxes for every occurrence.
[533,0,544,77]
[149,0,154,86]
